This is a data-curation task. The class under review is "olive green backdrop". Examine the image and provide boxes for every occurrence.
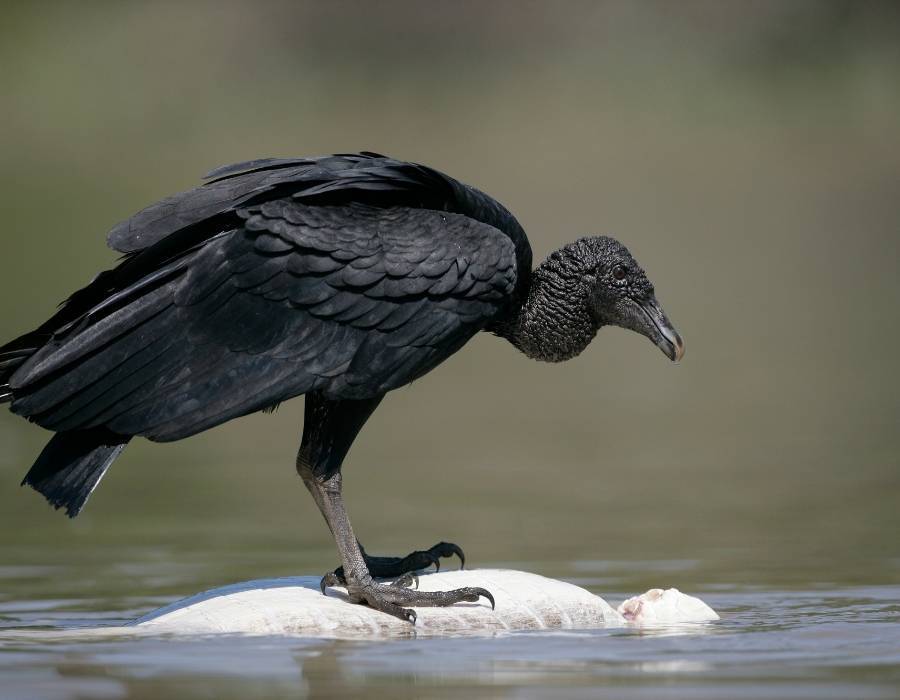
[1,2,898,601]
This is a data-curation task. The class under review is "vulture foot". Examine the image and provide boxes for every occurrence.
[322,575,495,624]
[327,541,465,585]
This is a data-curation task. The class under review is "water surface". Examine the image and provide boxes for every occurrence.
[2,555,899,699]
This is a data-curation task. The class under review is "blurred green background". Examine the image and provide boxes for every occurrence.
[1,0,898,600]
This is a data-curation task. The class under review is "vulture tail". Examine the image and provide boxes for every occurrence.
[22,428,131,517]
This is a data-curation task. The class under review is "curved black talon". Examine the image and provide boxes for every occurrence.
[429,541,465,571]
[478,588,496,610]
[444,586,495,609]
[319,571,343,596]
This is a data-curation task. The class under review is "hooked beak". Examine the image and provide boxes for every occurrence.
[635,297,685,362]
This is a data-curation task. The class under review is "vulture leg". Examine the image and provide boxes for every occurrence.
[297,392,494,623]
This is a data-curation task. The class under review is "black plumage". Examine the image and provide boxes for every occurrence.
[1,152,684,621]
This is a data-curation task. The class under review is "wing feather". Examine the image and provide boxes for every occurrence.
[10,201,517,440]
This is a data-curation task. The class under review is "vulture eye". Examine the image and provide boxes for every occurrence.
[612,265,627,282]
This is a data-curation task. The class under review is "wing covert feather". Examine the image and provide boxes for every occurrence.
[11,202,517,442]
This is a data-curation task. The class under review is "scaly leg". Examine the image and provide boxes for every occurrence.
[297,392,494,622]
[298,467,493,623]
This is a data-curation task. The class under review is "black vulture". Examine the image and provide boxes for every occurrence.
[0,153,683,622]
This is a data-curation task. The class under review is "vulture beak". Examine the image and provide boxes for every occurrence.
[636,297,685,362]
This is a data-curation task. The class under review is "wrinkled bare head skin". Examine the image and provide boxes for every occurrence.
[497,235,684,363]
[582,236,684,362]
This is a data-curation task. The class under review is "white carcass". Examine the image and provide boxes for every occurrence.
[133,569,718,638]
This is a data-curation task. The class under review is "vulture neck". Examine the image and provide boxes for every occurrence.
[495,251,598,363]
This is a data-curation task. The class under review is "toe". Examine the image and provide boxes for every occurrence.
[360,590,417,623]
[472,587,495,610]
[430,542,466,570]
[391,572,419,589]
[452,587,495,609]
[319,571,344,596]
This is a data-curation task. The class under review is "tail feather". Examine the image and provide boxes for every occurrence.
[22,429,130,517]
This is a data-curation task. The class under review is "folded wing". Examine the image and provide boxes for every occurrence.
[9,201,517,442]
